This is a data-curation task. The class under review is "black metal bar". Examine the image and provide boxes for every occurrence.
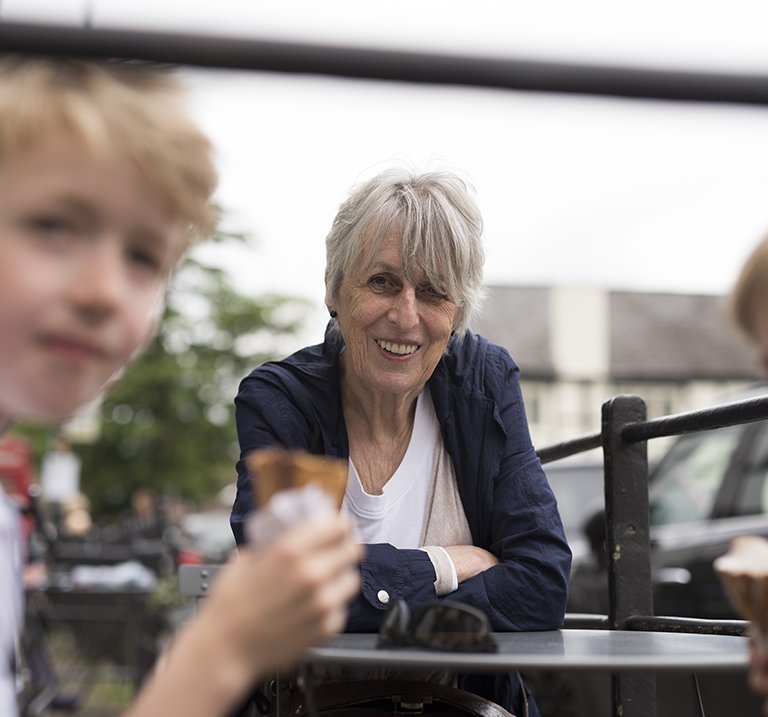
[536,430,602,464]
[603,395,655,717]
[621,393,768,444]
[3,22,768,106]
[604,396,654,629]
[626,615,749,637]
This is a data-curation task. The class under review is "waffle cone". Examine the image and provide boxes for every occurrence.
[246,446,348,510]
[714,535,768,636]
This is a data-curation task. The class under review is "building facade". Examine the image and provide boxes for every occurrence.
[472,286,762,461]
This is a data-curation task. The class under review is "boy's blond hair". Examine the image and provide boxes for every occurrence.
[0,55,217,241]
[732,232,768,340]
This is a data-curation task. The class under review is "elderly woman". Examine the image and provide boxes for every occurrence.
[231,168,571,716]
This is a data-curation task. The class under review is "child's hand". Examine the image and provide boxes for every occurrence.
[127,513,361,717]
[208,513,362,674]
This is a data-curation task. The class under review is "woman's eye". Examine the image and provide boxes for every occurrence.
[370,275,390,289]
[421,285,446,300]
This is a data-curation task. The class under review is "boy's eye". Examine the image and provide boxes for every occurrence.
[30,215,72,236]
[128,247,162,272]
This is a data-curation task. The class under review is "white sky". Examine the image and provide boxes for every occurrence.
[5,0,768,343]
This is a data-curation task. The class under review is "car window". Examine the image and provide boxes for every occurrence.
[730,421,768,517]
[649,424,744,527]
[542,464,604,544]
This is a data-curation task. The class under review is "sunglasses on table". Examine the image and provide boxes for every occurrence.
[295,600,496,717]
[377,600,497,653]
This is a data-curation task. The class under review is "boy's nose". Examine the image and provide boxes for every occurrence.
[69,241,126,321]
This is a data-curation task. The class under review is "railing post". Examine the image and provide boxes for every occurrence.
[602,394,655,717]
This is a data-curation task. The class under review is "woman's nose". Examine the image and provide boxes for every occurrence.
[388,285,419,329]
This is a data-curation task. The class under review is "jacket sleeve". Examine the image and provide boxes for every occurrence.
[453,456,572,632]
[345,544,439,631]
[445,346,572,632]
[230,374,316,545]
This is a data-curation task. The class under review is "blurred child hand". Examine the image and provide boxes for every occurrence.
[204,513,362,673]
[128,513,361,717]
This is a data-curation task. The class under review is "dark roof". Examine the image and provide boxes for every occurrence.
[471,286,761,382]
[610,291,759,380]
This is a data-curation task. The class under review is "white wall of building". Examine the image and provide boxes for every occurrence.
[522,376,757,465]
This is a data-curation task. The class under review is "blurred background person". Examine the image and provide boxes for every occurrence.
[731,231,768,716]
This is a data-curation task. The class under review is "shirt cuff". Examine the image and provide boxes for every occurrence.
[419,545,459,596]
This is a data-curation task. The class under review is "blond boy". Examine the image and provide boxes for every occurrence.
[0,56,360,717]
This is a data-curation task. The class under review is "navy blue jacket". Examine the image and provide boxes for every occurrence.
[231,328,572,714]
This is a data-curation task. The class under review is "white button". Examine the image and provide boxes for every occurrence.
[377,590,390,604]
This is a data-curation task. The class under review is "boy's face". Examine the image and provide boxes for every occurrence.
[0,132,187,425]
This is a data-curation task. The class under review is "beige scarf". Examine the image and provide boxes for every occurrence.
[419,430,473,595]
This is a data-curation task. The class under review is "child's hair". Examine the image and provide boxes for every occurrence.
[732,232,768,340]
[0,55,217,242]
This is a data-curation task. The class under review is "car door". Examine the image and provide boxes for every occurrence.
[649,420,768,618]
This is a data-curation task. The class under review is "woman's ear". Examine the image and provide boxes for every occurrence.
[451,306,462,335]
[324,275,334,315]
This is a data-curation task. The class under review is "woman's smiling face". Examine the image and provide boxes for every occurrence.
[331,232,459,399]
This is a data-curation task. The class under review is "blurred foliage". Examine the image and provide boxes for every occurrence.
[14,218,310,519]
[148,574,194,613]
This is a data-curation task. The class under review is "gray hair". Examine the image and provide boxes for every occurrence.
[324,168,486,337]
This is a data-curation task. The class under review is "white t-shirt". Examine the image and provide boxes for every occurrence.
[343,388,439,548]
[342,388,460,593]
[0,485,22,716]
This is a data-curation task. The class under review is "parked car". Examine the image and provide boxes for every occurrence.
[568,385,768,621]
[541,461,604,560]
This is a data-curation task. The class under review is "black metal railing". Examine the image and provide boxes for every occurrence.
[2,21,768,107]
[535,393,768,717]
[622,393,768,442]
[536,430,602,465]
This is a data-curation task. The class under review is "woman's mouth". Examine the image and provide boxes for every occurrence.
[376,339,419,356]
